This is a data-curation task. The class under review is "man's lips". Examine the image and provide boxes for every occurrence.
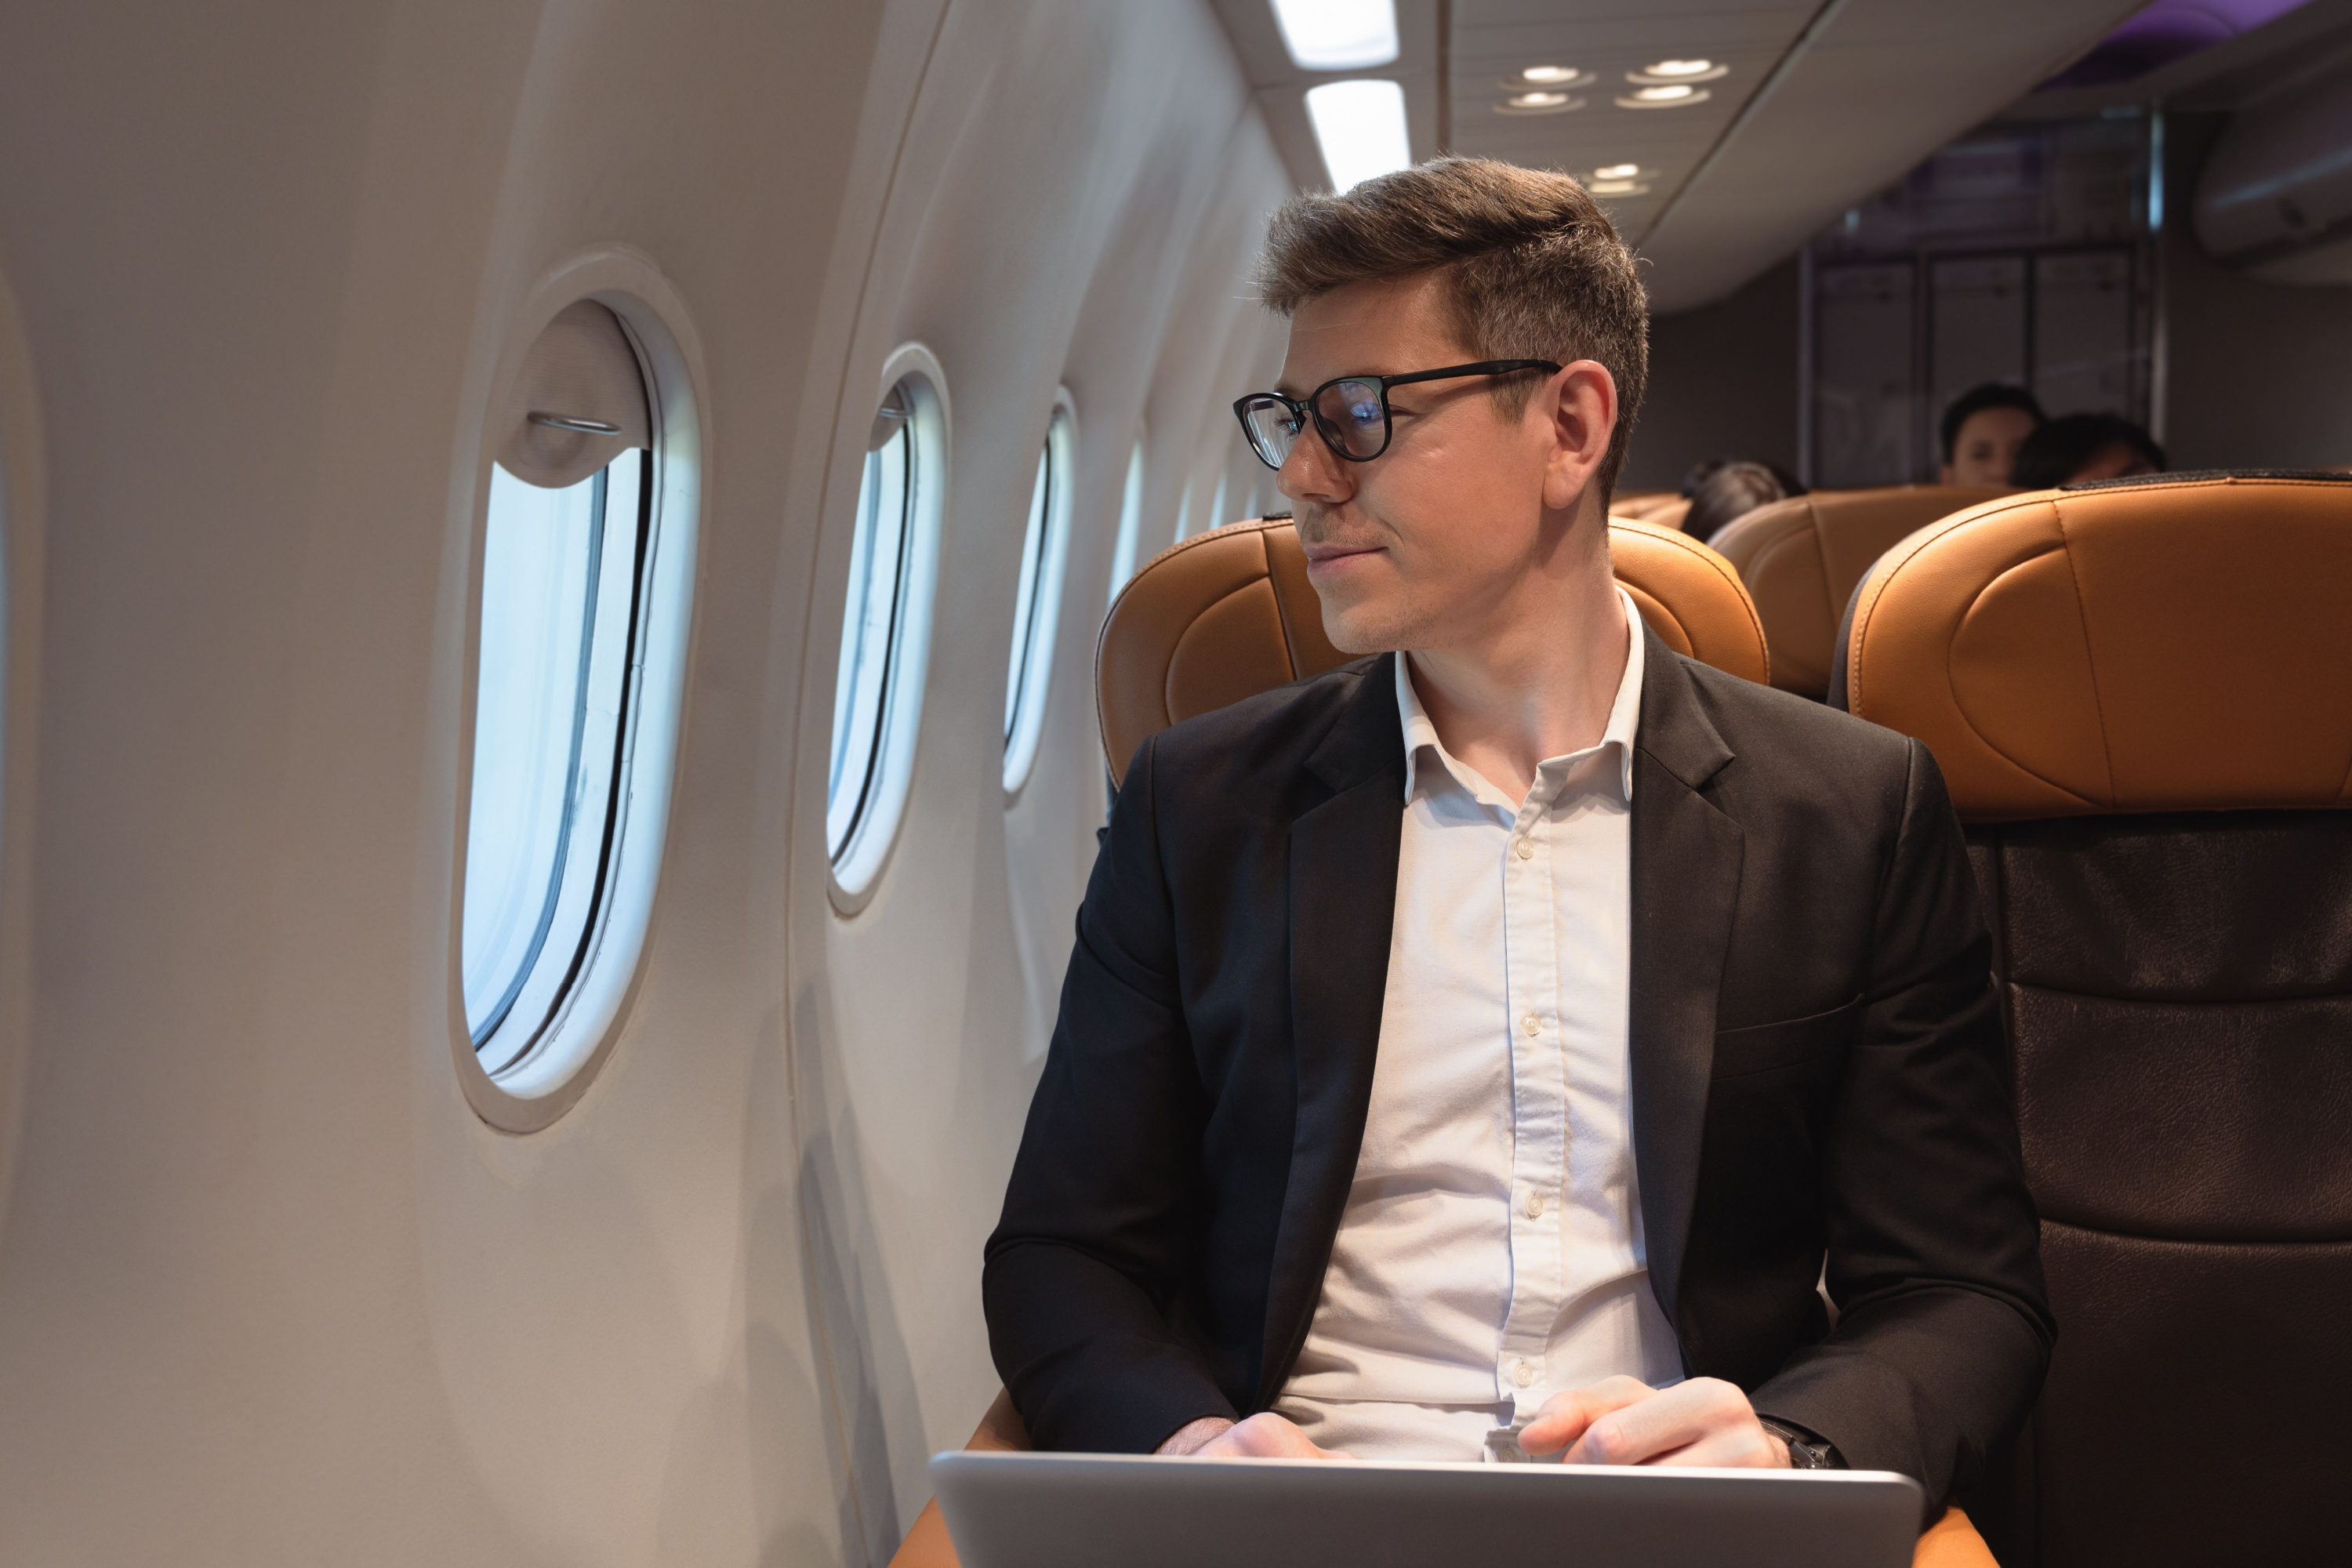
[1299,540,1385,565]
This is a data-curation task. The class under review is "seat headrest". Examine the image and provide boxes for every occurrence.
[1610,492,1692,532]
[1842,473,2352,821]
[1709,485,2012,696]
[1095,516,1767,783]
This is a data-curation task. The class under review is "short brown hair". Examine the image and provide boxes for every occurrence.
[1254,157,1649,503]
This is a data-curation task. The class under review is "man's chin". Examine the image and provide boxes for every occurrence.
[1319,602,1414,657]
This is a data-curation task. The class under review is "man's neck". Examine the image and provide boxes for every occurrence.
[1404,564,1631,805]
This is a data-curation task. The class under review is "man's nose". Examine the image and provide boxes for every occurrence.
[1276,423,1352,508]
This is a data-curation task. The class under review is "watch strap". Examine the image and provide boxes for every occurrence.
[1757,1416,1845,1471]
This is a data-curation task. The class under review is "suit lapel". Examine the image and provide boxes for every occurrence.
[1257,657,1406,1406]
[1627,634,1743,1339]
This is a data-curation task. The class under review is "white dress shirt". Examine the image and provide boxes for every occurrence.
[1274,589,1684,1461]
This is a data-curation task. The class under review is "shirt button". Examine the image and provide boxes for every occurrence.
[1524,1191,1545,1218]
[1521,1014,1541,1037]
[1512,1359,1536,1388]
[1514,837,1534,860]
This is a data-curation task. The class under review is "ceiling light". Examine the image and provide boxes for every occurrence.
[1588,180,1651,195]
[1494,92,1583,116]
[1595,163,1641,180]
[1499,68,1592,92]
[1627,58,1729,85]
[1616,83,1711,108]
[1269,0,1399,71]
[1305,78,1412,191]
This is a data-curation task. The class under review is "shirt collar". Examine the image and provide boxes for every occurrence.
[1396,586,1646,804]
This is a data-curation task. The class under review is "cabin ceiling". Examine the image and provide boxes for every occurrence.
[1214,0,2150,314]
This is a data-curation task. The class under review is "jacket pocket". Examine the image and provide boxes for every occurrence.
[1710,993,1864,1079]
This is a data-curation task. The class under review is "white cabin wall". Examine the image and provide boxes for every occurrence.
[790,0,1290,1552]
[0,1,1288,1565]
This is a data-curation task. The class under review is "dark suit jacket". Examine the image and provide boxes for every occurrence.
[984,630,2052,1510]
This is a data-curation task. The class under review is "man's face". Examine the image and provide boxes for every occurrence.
[1273,274,1609,655]
[1942,405,2038,487]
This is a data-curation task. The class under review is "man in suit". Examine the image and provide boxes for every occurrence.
[984,158,2049,1512]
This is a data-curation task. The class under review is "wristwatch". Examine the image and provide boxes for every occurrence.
[1757,1417,1844,1471]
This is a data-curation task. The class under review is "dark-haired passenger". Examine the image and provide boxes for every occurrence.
[1939,384,2043,487]
[1685,460,1792,543]
[2011,413,2165,489]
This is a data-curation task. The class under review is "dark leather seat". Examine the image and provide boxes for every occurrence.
[1837,470,2352,1567]
[1710,485,2010,698]
[1096,514,1767,781]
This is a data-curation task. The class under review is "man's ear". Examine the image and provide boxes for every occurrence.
[1541,361,1616,514]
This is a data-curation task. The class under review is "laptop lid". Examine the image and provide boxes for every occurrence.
[930,1450,1922,1568]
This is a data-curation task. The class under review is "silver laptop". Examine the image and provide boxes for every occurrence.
[931,1450,1922,1568]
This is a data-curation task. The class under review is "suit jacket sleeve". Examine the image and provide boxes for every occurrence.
[982,735,1238,1453]
[1750,739,2053,1510]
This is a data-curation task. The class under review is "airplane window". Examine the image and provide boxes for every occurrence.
[1108,436,1145,603]
[827,365,945,894]
[463,299,666,1084]
[1003,397,1074,791]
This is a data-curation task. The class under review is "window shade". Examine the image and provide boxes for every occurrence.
[497,300,652,490]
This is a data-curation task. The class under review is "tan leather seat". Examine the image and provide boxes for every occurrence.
[1607,488,1679,516]
[1710,485,2009,699]
[1096,515,1768,783]
[1611,491,1692,532]
[1839,471,2352,1566]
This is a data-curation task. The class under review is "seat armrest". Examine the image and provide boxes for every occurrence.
[886,1392,1033,1568]
[1912,1507,1997,1568]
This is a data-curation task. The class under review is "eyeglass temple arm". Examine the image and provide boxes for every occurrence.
[1376,359,1562,390]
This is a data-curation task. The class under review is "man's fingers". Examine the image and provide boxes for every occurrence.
[1561,1377,1758,1466]
[1642,1426,1791,1469]
[1515,1375,1657,1454]
[1194,1411,1352,1461]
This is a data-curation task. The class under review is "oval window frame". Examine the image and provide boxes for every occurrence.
[450,249,706,1134]
[1002,387,1076,797]
[826,343,949,913]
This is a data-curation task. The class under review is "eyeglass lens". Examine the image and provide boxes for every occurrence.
[1240,397,1301,467]
[1313,378,1388,459]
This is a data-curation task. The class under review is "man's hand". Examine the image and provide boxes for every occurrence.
[1515,1376,1791,1468]
[1156,1412,1353,1460]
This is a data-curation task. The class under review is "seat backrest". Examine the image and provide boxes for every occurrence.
[1095,515,1766,783]
[1839,471,2352,1568]
[1711,485,2009,697]
[1610,491,1692,532]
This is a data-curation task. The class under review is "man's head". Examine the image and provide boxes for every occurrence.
[1685,460,1793,544]
[1248,158,1647,655]
[2010,412,2165,489]
[1939,383,2043,487]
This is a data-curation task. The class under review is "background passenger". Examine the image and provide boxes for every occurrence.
[1680,456,1729,496]
[2010,412,2166,488]
[1938,383,2043,486]
[1684,459,1791,543]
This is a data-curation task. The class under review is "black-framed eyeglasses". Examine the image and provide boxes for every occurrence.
[1232,359,1562,470]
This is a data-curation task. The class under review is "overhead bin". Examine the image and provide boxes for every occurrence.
[2194,60,2352,285]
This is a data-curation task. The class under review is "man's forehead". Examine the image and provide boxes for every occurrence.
[1279,275,1462,386]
